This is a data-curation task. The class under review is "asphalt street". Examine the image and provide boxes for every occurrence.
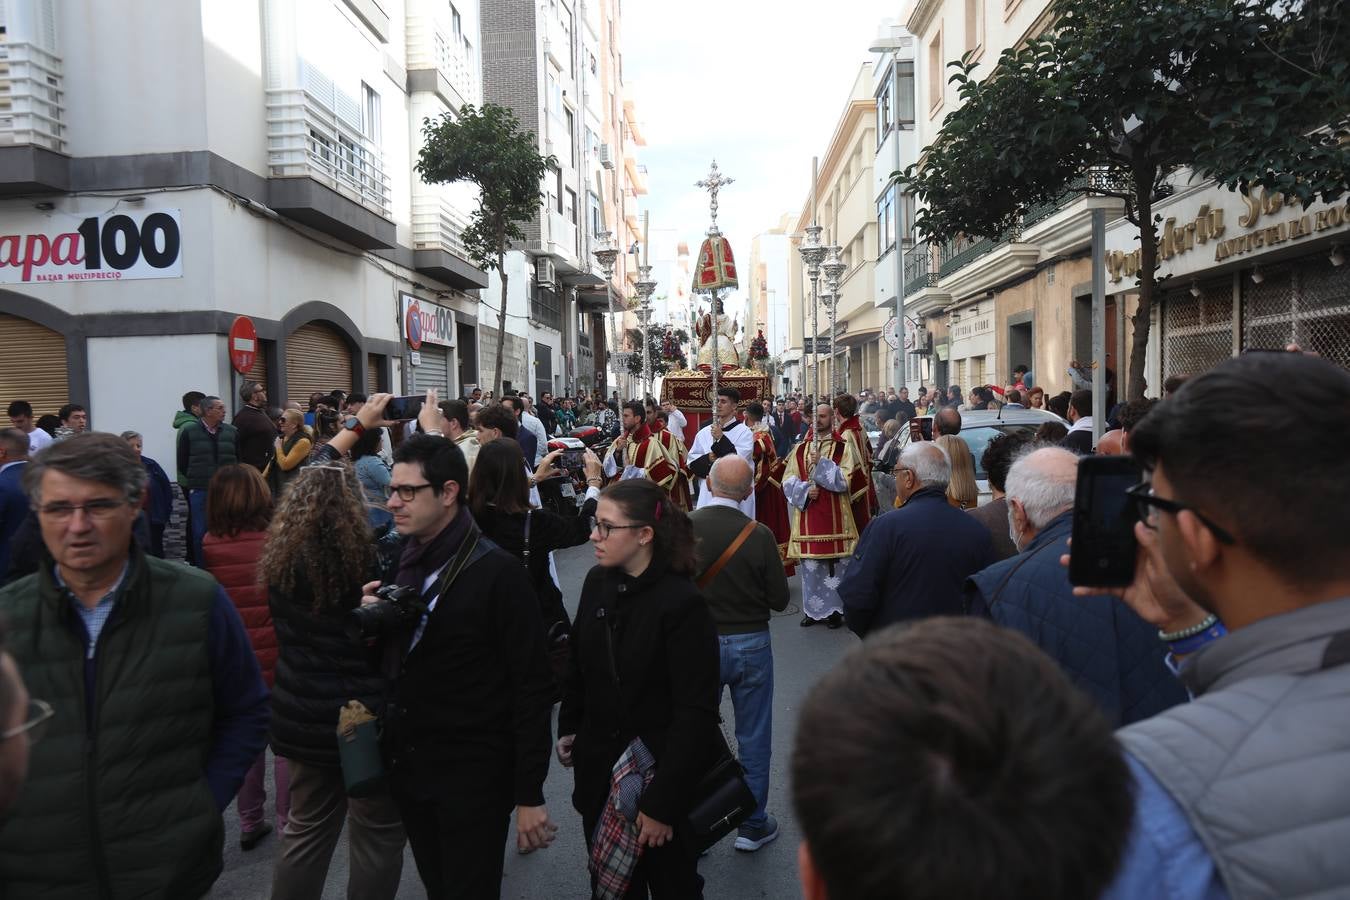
[210,541,860,899]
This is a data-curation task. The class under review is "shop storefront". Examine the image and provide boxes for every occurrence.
[947,300,996,393]
[1106,180,1350,385]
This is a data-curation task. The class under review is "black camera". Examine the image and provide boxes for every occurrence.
[346,584,429,640]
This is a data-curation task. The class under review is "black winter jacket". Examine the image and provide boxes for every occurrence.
[558,561,722,826]
[474,498,597,631]
[269,579,386,767]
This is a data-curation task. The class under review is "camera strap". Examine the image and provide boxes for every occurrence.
[425,522,483,608]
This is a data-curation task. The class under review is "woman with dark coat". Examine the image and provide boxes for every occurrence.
[557,478,722,899]
[468,438,603,636]
[202,463,286,849]
[260,463,405,900]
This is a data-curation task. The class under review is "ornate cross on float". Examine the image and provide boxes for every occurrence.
[695,159,734,236]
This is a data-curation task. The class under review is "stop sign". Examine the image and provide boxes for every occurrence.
[229,316,258,375]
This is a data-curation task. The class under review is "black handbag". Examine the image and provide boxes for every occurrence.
[683,727,756,852]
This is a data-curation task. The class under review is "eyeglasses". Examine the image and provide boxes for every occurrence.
[590,517,645,540]
[390,482,437,502]
[1126,482,1236,545]
[37,499,131,521]
[1,698,53,744]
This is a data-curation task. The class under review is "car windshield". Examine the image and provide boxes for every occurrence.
[957,424,1043,479]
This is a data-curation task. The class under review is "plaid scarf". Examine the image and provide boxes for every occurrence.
[589,738,657,900]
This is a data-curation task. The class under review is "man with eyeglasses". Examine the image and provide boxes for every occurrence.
[964,446,1186,727]
[1083,351,1350,900]
[370,406,558,898]
[0,432,269,897]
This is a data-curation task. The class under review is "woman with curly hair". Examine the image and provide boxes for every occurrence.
[261,464,405,900]
[557,478,722,898]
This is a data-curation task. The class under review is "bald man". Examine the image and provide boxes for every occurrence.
[690,456,790,851]
[964,447,1187,726]
[1096,429,1126,456]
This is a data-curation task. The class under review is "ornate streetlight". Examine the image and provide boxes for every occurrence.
[821,245,846,397]
[797,223,827,401]
[633,264,658,399]
[591,230,623,396]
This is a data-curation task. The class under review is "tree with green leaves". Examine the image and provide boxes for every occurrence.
[624,322,691,378]
[903,0,1348,399]
[417,103,557,394]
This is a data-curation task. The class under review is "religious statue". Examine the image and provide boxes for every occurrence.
[695,298,742,372]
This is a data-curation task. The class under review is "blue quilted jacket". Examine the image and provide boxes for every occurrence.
[965,512,1189,727]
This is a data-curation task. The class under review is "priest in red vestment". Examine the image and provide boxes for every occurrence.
[744,402,794,576]
[782,403,866,627]
[648,408,693,512]
[833,393,878,535]
[602,401,683,502]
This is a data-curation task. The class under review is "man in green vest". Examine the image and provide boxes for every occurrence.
[0,432,269,898]
[176,395,239,564]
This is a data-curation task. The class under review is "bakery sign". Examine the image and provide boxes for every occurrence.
[1105,184,1350,284]
[0,209,183,284]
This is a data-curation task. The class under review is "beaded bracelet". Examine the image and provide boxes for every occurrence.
[1165,620,1228,655]
[1158,614,1219,642]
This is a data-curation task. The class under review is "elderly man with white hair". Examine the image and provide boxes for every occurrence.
[837,441,995,639]
[964,446,1187,726]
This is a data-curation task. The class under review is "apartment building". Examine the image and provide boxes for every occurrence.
[0,0,487,470]
[479,0,645,398]
[786,64,878,396]
[747,214,791,366]
[904,0,1123,397]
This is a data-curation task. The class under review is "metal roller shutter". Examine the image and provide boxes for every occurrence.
[286,322,353,409]
[412,344,450,396]
[0,314,69,418]
[245,341,268,393]
[367,353,384,393]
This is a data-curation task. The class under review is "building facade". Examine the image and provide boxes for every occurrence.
[479,0,645,400]
[786,64,877,398]
[0,0,488,472]
[903,0,1124,399]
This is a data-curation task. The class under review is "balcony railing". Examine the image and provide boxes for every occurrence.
[903,245,938,298]
[412,194,472,260]
[938,235,998,278]
[266,88,392,218]
[0,41,66,152]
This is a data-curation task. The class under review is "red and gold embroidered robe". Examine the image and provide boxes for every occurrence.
[782,433,865,560]
[751,426,794,574]
[649,421,693,511]
[604,423,682,499]
[837,415,879,533]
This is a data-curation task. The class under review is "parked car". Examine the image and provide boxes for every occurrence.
[907,407,1068,505]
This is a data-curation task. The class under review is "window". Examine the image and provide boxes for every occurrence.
[928,29,943,112]
[565,108,575,149]
[589,51,598,76]
[877,187,895,255]
[361,83,381,145]
[559,2,574,73]
[588,191,601,235]
[896,61,916,126]
[555,167,564,213]
[965,0,984,55]
[451,4,462,42]
[899,192,916,243]
[547,71,563,116]
[876,78,893,145]
[565,188,577,225]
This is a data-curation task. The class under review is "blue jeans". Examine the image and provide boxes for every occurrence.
[188,488,208,566]
[718,630,774,829]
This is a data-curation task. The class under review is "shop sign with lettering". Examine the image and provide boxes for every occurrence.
[400,293,457,348]
[1105,182,1350,284]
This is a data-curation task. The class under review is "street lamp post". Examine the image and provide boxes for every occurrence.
[634,264,658,399]
[821,246,846,397]
[798,224,826,401]
[592,231,621,396]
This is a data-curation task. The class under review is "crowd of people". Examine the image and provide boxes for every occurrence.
[0,348,1346,900]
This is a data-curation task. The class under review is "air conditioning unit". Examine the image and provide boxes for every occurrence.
[598,143,614,169]
[535,257,557,285]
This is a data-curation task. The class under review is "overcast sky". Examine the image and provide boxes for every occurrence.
[622,0,899,315]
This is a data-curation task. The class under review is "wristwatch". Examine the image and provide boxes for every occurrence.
[343,417,366,437]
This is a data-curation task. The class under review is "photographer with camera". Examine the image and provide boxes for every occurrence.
[366,403,558,899]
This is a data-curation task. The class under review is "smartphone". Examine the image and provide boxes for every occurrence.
[909,418,934,442]
[385,394,424,421]
[1069,456,1142,587]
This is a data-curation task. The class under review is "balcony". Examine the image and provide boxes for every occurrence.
[530,284,564,332]
[406,15,478,109]
[903,245,938,298]
[265,88,395,248]
[545,209,579,264]
[411,194,488,289]
[0,41,65,152]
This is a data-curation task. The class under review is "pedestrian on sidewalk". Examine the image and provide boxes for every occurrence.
[558,478,721,898]
[234,380,278,473]
[202,463,290,849]
[177,396,239,563]
[261,464,405,900]
[691,456,790,853]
